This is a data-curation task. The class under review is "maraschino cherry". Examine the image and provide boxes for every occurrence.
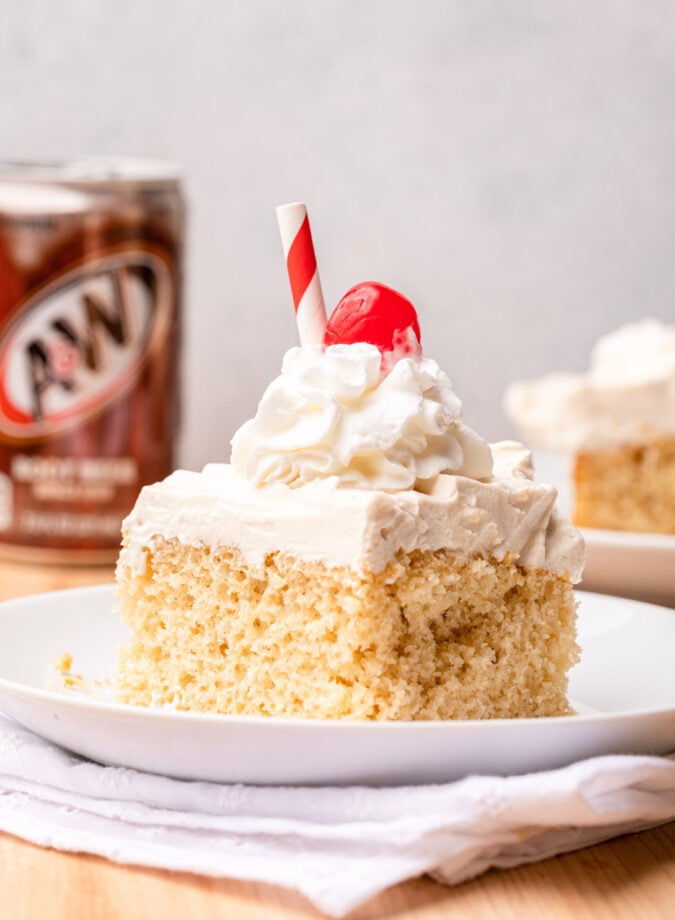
[323,282,421,357]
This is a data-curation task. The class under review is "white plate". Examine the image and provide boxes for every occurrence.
[0,584,673,786]
[581,528,675,607]
[533,451,675,607]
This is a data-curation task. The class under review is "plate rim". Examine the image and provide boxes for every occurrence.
[581,527,675,550]
[0,583,674,730]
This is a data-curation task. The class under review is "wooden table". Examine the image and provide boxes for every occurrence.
[0,561,673,920]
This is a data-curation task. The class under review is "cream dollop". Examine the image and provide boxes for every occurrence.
[590,318,675,385]
[231,343,493,491]
[505,318,675,451]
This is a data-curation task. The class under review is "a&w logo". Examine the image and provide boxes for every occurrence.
[0,249,172,442]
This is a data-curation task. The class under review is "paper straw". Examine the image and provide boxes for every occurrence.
[276,202,327,345]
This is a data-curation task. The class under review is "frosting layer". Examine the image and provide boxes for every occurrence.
[231,343,493,491]
[119,442,585,582]
[505,319,675,451]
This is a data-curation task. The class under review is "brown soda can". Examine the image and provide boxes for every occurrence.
[0,158,184,563]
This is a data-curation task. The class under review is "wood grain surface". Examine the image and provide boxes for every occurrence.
[0,560,673,920]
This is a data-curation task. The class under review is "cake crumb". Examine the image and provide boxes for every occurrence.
[49,653,88,692]
[51,652,73,674]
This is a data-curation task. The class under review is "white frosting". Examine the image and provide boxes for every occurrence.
[505,319,675,451]
[119,442,585,582]
[231,343,493,491]
[121,339,583,583]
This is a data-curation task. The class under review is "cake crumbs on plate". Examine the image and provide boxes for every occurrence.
[49,653,89,691]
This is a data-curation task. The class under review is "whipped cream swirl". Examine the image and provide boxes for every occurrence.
[231,343,493,491]
[589,318,675,385]
[505,318,675,451]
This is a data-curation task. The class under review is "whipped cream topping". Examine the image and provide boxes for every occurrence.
[590,318,675,384]
[118,442,585,582]
[505,319,675,451]
[231,343,493,492]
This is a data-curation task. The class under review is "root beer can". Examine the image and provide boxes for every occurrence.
[0,158,184,563]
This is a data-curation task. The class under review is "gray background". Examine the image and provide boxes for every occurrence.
[2,1,673,469]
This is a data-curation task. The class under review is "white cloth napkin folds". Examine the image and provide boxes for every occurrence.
[0,713,674,917]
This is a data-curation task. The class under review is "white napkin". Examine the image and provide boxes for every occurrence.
[0,713,674,918]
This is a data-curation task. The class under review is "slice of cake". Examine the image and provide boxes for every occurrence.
[505,319,675,534]
[115,280,584,721]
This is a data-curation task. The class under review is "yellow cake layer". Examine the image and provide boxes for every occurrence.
[573,436,675,534]
[115,538,578,720]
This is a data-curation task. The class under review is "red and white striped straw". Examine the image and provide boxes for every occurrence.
[276,202,327,346]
